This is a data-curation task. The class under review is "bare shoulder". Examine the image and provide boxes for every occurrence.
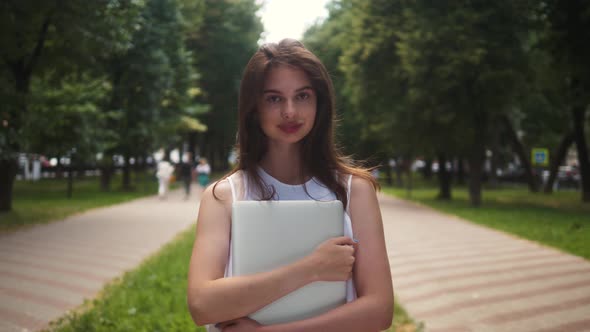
[348,175,379,218]
[350,176,378,200]
[201,178,233,213]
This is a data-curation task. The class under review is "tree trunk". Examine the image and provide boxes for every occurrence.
[385,160,393,186]
[99,152,114,191]
[423,159,433,180]
[544,132,575,193]
[469,106,487,207]
[67,164,74,198]
[134,155,142,188]
[1,12,52,212]
[456,158,465,185]
[488,132,500,189]
[395,157,404,187]
[437,153,452,200]
[572,105,590,202]
[122,153,132,190]
[500,114,539,192]
[188,132,197,160]
[0,159,18,212]
[55,157,63,179]
[489,149,499,189]
[164,148,172,162]
[100,166,113,191]
[405,165,413,198]
[468,151,485,207]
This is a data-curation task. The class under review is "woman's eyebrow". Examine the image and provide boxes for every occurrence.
[262,86,313,94]
[296,86,313,92]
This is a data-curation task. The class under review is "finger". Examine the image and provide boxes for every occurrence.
[216,320,238,329]
[332,236,355,246]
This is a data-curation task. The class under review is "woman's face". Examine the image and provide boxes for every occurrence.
[258,65,317,146]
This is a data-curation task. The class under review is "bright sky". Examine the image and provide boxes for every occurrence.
[257,0,331,44]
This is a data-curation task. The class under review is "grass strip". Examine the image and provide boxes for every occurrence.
[383,184,590,260]
[2,172,177,232]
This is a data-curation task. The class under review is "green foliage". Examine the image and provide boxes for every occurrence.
[383,183,590,260]
[0,0,145,211]
[306,0,535,164]
[45,228,203,332]
[304,2,362,155]
[0,0,143,158]
[397,0,533,152]
[23,72,112,160]
[540,0,590,107]
[109,0,197,158]
[305,0,590,204]
[190,0,263,169]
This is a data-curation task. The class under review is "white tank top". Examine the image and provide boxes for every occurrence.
[206,168,357,331]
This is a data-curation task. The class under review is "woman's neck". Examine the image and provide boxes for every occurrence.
[259,143,309,185]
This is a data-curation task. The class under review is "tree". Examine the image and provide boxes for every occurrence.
[22,72,112,197]
[541,0,590,201]
[0,0,141,211]
[111,0,196,190]
[304,1,361,155]
[396,0,533,206]
[190,0,263,170]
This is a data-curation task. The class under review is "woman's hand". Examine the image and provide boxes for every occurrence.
[304,236,356,282]
[217,317,263,332]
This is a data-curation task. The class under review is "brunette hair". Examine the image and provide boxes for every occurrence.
[214,38,377,209]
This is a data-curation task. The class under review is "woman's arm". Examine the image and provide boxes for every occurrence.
[186,180,356,326]
[237,177,394,332]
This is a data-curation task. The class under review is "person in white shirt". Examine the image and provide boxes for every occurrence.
[156,160,174,199]
[187,39,393,332]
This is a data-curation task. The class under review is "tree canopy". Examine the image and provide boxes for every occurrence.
[304,0,590,204]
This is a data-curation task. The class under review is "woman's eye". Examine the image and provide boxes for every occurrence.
[266,95,282,104]
[297,93,309,101]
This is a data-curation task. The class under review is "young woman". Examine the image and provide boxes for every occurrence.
[187,39,393,332]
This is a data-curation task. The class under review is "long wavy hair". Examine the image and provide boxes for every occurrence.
[214,39,377,209]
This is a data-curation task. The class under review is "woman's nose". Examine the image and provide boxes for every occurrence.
[281,100,296,119]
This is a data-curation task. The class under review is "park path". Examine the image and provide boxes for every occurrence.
[0,189,200,332]
[1,189,589,331]
[381,194,590,332]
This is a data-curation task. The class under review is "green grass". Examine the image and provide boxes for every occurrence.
[45,227,416,332]
[388,302,423,332]
[1,172,174,232]
[382,176,590,260]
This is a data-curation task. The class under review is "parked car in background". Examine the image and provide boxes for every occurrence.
[556,165,580,189]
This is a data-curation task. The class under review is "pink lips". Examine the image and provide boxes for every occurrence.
[278,123,302,134]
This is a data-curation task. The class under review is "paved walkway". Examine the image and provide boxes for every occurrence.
[0,189,200,332]
[1,190,589,332]
[380,194,590,332]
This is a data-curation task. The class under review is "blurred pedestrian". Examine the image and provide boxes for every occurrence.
[156,160,174,199]
[195,158,211,188]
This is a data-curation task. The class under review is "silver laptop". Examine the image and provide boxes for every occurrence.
[231,200,346,325]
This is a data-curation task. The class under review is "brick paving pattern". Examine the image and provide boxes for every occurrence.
[0,189,199,332]
[380,194,590,332]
